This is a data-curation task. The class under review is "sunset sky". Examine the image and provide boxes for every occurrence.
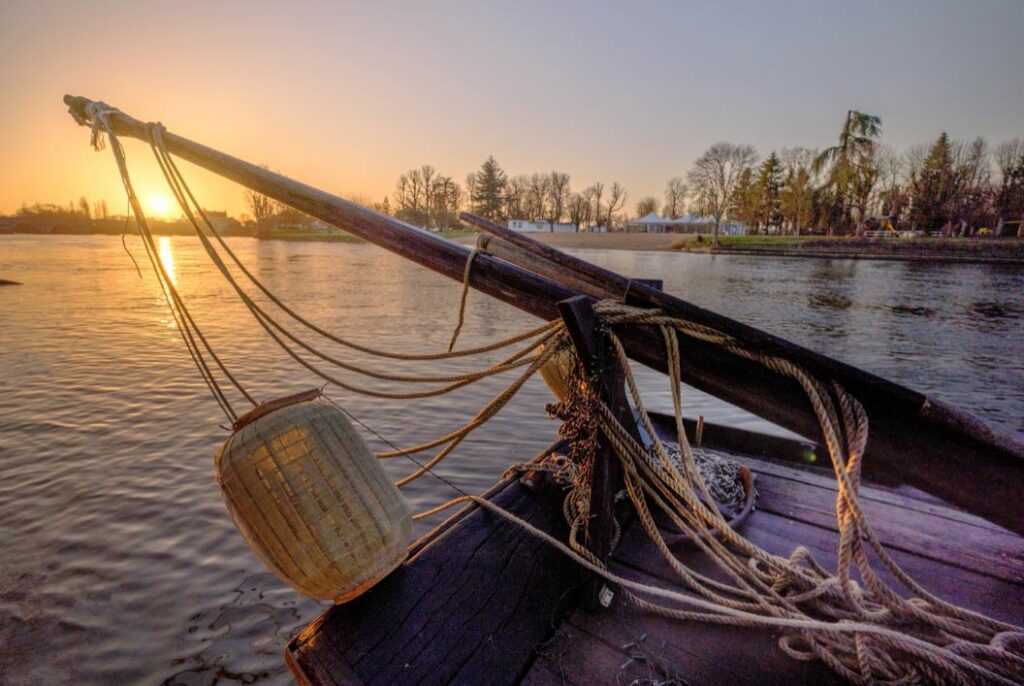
[1,0,1022,219]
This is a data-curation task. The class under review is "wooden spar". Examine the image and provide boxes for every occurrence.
[557,295,638,608]
[63,96,1024,535]
[479,233,617,298]
[460,213,1024,534]
[476,234,615,300]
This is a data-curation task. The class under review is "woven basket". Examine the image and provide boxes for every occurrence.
[215,393,411,603]
[538,345,578,402]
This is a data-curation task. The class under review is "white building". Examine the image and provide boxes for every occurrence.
[628,212,674,233]
[507,219,576,233]
[627,213,745,235]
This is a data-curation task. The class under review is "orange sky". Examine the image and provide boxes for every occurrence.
[2,1,1022,220]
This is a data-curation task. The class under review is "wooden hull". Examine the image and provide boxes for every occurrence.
[285,415,1024,685]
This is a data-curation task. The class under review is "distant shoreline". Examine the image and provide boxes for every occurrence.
[454,231,1024,264]
[4,230,1021,265]
[683,236,1024,266]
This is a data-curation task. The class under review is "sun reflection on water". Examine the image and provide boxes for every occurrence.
[158,236,176,285]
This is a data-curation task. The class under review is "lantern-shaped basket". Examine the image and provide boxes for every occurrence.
[538,344,578,402]
[215,390,411,603]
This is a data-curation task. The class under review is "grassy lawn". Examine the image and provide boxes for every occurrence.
[713,235,827,248]
[433,228,478,241]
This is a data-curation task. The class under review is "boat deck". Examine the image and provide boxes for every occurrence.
[286,420,1024,686]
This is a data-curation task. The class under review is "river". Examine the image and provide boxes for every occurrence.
[1,235,1021,684]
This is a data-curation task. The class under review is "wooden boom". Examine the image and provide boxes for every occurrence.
[63,95,1024,535]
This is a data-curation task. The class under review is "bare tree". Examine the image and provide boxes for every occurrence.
[525,173,549,220]
[635,196,659,217]
[505,175,528,219]
[245,188,277,225]
[663,177,687,218]
[464,173,477,214]
[420,165,437,225]
[544,172,571,230]
[605,182,627,231]
[686,142,758,245]
[588,182,604,230]
[995,138,1024,184]
[566,192,591,232]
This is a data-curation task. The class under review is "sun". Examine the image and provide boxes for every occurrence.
[146,193,173,218]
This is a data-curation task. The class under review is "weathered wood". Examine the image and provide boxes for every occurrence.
[61,96,1024,535]
[557,296,635,608]
[288,418,1024,686]
[476,234,617,300]
[559,561,845,685]
[521,620,665,686]
[460,212,1024,535]
[614,414,1024,617]
[286,476,583,686]
[545,467,1024,686]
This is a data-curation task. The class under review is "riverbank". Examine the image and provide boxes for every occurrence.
[6,228,1022,264]
[452,231,685,251]
[682,235,1024,265]
[453,230,1023,263]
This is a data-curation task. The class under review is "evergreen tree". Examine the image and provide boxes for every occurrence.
[472,156,507,221]
[779,148,818,234]
[909,132,956,230]
[730,167,760,232]
[756,152,784,232]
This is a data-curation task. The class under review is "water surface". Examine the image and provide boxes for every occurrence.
[1,235,1021,684]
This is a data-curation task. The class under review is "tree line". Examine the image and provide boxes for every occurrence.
[374,110,1024,244]
[385,157,628,233]
[14,197,110,222]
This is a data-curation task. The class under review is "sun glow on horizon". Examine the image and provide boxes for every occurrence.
[146,193,173,219]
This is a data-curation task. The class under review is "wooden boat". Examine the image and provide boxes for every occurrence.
[62,96,1024,685]
[286,413,1023,685]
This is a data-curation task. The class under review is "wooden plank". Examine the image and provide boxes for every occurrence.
[612,508,1024,625]
[733,452,1009,533]
[562,562,843,686]
[561,505,1024,685]
[647,411,1009,534]
[286,479,583,686]
[750,474,1024,583]
[521,620,681,686]
[646,412,1023,577]
[531,463,1024,685]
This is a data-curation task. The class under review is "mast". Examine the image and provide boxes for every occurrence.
[63,95,1024,535]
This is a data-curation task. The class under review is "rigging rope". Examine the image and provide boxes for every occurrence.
[421,303,1024,685]
[83,105,564,484]
[76,105,1023,684]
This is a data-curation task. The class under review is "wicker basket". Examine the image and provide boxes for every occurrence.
[215,392,411,603]
[538,345,577,402]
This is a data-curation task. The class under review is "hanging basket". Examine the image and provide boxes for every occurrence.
[538,345,578,402]
[215,390,411,603]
